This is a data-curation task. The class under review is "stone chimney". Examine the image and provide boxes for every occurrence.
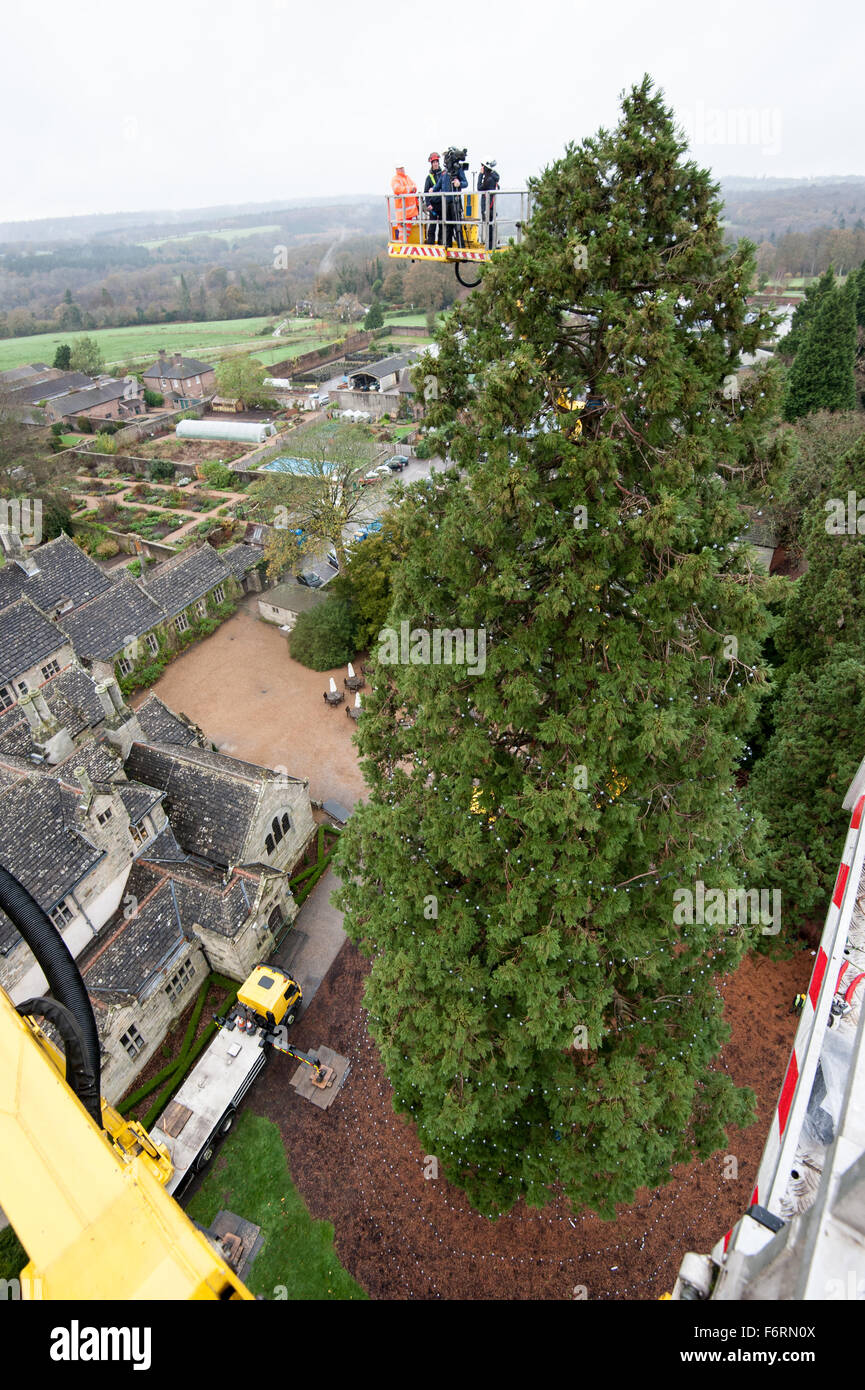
[0,524,25,562]
[18,690,74,765]
[94,681,116,723]
[98,675,144,758]
[158,349,166,363]
[18,691,52,737]
[173,353,183,368]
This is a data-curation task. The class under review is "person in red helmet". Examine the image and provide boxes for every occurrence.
[424,152,443,245]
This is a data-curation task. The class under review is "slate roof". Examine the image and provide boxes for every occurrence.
[0,709,34,758]
[0,597,69,684]
[54,380,136,416]
[140,825,189,863]
[118,781,162,824]
[142,355,212,381]
[124,741,286,866]
[260,582,326,616]
[80,856,260,995]
[60,574,164,660]
[353,353,414,380]
[0,770,102,954]
[171,867,256,939]
[0,534,113,615]
[49,737,124,793]
[143,545,229,618]
[219,543,264,580]
[80,872,189,997]
[6,372,94,405]
[134,694,202,747]
[0,363,55,385]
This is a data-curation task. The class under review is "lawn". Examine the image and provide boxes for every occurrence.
[185,1111,366,1300]
[0,313,440,377]
[0,316,280,373]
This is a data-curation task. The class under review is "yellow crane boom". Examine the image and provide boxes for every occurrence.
[0,989,253,1300]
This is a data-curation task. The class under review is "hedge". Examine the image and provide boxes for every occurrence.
[119,973,239,1124]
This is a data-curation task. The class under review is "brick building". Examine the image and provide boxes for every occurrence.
[141,351,216,404]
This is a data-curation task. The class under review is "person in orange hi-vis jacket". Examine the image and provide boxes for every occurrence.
[391,166,419,242]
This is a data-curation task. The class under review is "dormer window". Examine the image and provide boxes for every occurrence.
[130,818,151,847]
[0,685,14,711]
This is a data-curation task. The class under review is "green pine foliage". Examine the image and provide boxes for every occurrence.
[750,437,865,929]
[768,410,865,558]
[331,512,409,648]
[749,652,865,930]
[855,259,865,329]
[334,78,783,1219]
[783,285,858,421]
[782,267,835,359]
[288,598,355,670]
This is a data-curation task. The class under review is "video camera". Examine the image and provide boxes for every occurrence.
[443,146,469,177]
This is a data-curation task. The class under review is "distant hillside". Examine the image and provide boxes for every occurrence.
[719,177,865,242]
[0,196,382,246]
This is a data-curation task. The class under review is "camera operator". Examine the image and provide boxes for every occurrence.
[477,159,500,249]
[436,148,469,249]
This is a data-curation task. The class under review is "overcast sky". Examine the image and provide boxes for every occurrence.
[3,0,863,223]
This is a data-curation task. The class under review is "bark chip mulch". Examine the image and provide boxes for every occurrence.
[252,939,813,1300]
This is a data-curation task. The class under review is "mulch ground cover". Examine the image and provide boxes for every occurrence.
[252,938,813,1300]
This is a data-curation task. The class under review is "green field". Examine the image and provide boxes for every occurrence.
[186,1111,366,1300]
[140,224,282,250]
[0,311,438,378]
[0,317,304,373]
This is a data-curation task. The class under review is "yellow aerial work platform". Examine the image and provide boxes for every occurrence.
[385,182,532,286]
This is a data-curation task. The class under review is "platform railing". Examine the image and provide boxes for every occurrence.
[386,183,533,255]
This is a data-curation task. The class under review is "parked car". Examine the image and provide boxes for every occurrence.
[384,455,409,471]
[296,570,324,588]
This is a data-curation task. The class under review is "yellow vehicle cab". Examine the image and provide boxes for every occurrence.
[236,964,302,1029]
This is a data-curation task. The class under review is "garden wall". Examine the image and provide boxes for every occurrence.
[266,327,388,379]
[69,520,178,560]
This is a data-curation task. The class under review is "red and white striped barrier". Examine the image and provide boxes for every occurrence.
[387,243,492,263]
[714,793,865,1261]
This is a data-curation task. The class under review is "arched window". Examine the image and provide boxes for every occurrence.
[271,816,283,845]
[281,812,291,834]
[265,833,275,855]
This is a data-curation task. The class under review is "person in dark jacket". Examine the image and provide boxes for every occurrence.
[477,160,500,249]
[435,164,468,249]
[424,152,443,244]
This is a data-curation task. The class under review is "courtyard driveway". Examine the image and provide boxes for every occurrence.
[138,595,367,808]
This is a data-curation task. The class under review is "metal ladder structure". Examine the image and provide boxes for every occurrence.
[673,761,865,1300]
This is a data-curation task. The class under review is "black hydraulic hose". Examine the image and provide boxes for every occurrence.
[15,996,102,1126]
[0,864,102,1124]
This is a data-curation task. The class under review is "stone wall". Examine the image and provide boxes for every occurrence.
[98,938,211,1104]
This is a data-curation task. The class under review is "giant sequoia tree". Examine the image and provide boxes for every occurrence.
[335,78,785,1218]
